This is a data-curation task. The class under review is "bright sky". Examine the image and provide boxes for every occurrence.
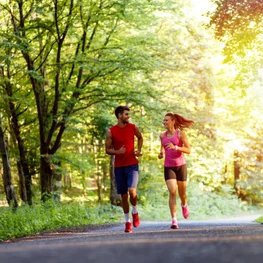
[191,0,213,13]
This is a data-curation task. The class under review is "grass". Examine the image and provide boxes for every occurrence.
[1,184,262,242]
[255,216,263,223]
[0,200,122,242]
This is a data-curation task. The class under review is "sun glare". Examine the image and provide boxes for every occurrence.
[191,0,213,13]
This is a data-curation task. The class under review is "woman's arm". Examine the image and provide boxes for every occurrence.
[158,133,164,159]
[177,130,191,154]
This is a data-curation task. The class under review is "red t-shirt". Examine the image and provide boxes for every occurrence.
[110,123,138,167]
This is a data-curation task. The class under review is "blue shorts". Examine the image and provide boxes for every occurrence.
[114,164,139,194]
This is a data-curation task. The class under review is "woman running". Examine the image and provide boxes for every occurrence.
[158,113,194,229]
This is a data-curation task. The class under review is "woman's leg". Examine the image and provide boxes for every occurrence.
[165,179,177,218]
[177,181,187,206]
[177,180,189,219]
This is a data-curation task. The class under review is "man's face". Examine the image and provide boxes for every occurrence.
[119,110,130,124]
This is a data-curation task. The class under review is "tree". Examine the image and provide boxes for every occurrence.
[0,59,33,204]
[208,0,263,88]
[0,0,184,200]
[0,115,18,207]
[208,0,263,202]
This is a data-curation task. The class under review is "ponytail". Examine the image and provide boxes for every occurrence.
[165,113,194,130]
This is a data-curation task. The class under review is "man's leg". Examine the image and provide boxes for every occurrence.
[115,167,132,232]
[126,164,140,227]
[121,192,132,233]
[121,192,129,214]
[129,188,137,207]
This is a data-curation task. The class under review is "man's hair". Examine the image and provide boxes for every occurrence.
[115,106,130,119]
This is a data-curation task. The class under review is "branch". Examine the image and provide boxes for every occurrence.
[47,0,74,148]
[48,122,66,154]
[18,117,38,128]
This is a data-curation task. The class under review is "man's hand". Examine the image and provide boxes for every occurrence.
[117,145,126,154]
[134,150,142,157]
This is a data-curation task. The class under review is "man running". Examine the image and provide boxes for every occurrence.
[105,106,143,233]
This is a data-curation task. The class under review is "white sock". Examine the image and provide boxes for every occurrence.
[132,205,138,214]
[172,217,177,221]
[124,213,130,222]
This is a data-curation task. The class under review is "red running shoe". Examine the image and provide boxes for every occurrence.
[181,204,189,219]
[132,213,140,227]
[170,219,179,229]
[125,222,132,233]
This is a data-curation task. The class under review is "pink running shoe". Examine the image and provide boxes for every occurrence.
[132,213,140,227]
[182,204,189,219]
[170,219,179,229]
[125,222,132,233]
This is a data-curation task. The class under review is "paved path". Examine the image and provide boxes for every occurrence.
[1,216,262,263]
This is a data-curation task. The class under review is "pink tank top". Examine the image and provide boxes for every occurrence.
[162,130,186,167]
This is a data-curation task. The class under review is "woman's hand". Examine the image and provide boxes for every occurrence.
[165,142,177,150]
[158,152,163,159]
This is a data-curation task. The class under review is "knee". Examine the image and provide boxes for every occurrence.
[128,188,137,199]
[169,190,176,197]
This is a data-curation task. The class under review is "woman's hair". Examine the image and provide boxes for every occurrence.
[165,113,194,130]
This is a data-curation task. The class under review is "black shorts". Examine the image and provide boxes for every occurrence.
[164,164,187,181]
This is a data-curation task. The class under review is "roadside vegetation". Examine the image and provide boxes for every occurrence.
[1,0,263,242]
[1,182,261,242]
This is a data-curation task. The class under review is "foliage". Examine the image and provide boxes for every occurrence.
[208,0,263,88]
[237,123,263,204]
[138,160,256,221]
[0,200,122,241]
[255,216,263,224]
[0,0,262,229]
[207,0,263,204]
[0,0,191,197]
[1,181,260,241]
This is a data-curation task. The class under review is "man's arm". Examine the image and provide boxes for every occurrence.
[134,125,143,156]
[105,129,126,155]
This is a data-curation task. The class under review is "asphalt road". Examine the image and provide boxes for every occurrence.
[0,216,262,263]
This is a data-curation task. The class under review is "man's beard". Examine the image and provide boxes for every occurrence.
[121,119,129,124]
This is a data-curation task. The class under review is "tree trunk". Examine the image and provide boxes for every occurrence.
[53,161,62,202]
[110,155,121,206]
[1,60,32,205]
[234,150,240,191]
[40,156,54,201]
[0,124,18,208]
[17,161,27,203]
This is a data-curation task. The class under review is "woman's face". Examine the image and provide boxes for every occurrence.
[163,116,174,129]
